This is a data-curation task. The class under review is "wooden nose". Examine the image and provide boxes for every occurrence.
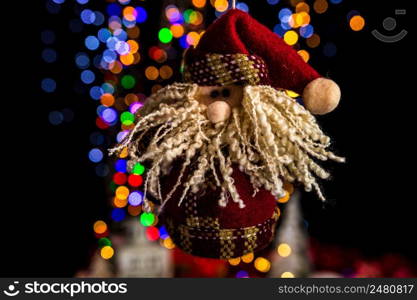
[206,101,231,123]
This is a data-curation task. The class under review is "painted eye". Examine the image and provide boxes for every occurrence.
[222,88,231,98]
[210,90,220,98]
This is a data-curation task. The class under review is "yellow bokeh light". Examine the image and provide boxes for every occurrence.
[298,12,310,26]
[145,66,159,80]
[186,31,201,47]
[241,252,254,263]
[127,40,139,53]
[313,0,328,14]
[113,196,128,208]
[286,90,299,98]
[101,246,114,260]
[297,49,310,63]
[290,13,310,28]
[93,220,107,234]
[350,15,365,31]
[284,30,298,46]
[163,237,176,249]
[277,243,292,257]
[281,271,295,278]
[306,34,320,48]
[254,257,271,273]
[115,186,129,200]
[214,0,228,12]
[228,257,241,266]
[119,147,128,159]
[192,0,206,8]
[170,24,184,38]
[120,53,134,66]
[277,190,290,203]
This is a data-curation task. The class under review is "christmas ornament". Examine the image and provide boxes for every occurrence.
[110,9,344,259]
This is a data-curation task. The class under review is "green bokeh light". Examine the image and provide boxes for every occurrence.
[121,111,135,125]
[98,237,112,248]
[121,75,136,89]
[183,9,193,24]
[158,28,173,44]
[140,212,155,227]
[132,163,145,175]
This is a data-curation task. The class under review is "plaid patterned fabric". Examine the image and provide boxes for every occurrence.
[184,53,269,87]
[164,193,280,259]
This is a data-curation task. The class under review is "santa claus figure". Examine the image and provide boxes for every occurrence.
[111,10,343,259]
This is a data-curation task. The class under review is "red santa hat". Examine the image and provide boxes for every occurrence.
[184,9,340,115]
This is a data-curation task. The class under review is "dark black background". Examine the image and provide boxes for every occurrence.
[1,0,413,276]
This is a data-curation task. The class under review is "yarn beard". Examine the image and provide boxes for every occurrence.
[110,83,344,211]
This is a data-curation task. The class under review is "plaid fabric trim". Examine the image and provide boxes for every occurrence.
[165,207,280,259]
[184,53,268,86]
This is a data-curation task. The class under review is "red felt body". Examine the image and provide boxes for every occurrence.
[160,162,276,229]
[186,9,320,94]
[159,160,278,258]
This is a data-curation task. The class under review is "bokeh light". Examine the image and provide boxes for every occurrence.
[81,70,95,84]
[323,42,337,57]
[254,257,271,273]
[49,111,64,125]
[85,36,100,50]
[313,0,328,14]
[88,148,103,163]
[192,0,206,8]
[277,243,292,257]
[41,78,56,93]
[111,207,126,221]
[158,28,173,44]
[349,15,365,31]
[42,48,57,63]
[100,246,114,259]
[140,212,155,227]
[146,226,160,241]
[284,30,298,45]
[115,186,129,200]
[281,271,295,278]
[145,66,159,80]
[241,252,254,263]
[228,257,241,266]
[128,191,143,206]
[93,220,107,234]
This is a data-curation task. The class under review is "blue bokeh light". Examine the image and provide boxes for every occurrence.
[42,48,57,63]
[135,7,147,23]
[90,86,104,100]
[89,148,104,163]
[41,78,56,93]
[48,111,64,125]
[85,36,100,50]
[81,70,95,84]
[80,9,96,24]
